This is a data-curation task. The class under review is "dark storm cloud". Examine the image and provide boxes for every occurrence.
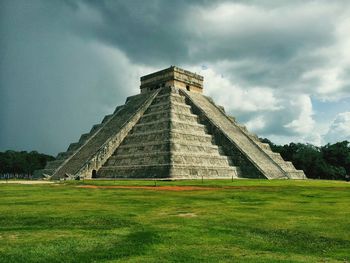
[0,0,139,154]
[65,0,198,65]
[71,0,335,65]
[1,0,350,154]
[69,0,348,94]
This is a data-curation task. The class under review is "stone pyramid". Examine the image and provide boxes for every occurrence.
[36,66,306,180]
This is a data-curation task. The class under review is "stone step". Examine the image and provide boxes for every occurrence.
[256,142,272,151]
[247,132,259,142]
[123,129,214,145]
[78,133,90,144]
[280,161,298,172]
[286,170,306,179]
[173,142,220,152]
[56,150,75,160]
[152,93,186,105]
[123,129,171,143]
[57,122,104,162]
[113,105,124,114]
[148,100,190,109]
[139,110,199,124]
[102,114,113,124]
[45,160,65,169]
[264,152,300,172]
[116,141,221,155]
[145,101,192,115]
[106,152,231,166]
[171,153,232,166]
[132,119,207,134]
[90,124,102,134]
[98,164,171,178]
[33,168,55,177]
[105,152,170,166]
[170,165,238,179]
[65,124,104,159]
[170,130,214,143]
[267,152,285,162]
[67,142,81,152]
[98,164,238,179]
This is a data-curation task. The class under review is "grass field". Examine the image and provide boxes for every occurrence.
[0,179,349,262]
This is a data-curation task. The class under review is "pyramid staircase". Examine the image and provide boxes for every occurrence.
[99,88,239,178]
[35,91,159,179]
[181,90,305,179]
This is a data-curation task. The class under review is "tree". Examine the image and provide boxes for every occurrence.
[260,138,349,180]
[322,141,350,175]
[0,150,55,178]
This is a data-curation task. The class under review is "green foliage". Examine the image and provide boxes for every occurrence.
[322,141,350,175]
[260,139,350,180]
[0,150,54,176]
[0,180,349,262]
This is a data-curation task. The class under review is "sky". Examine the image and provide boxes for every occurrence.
[1,0,350,156]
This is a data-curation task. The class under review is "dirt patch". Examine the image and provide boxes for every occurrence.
[77,185,220,191]
[177,213,197,217]
[8,234,18,239]
[223,186,279,191]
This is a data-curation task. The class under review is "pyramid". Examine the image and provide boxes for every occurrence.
[36,66,306,180]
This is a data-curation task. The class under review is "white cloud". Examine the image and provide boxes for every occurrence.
[325,112,350,143]
[284,94,314,134]
[245,116,266,131]
[189,67,281,112]
[188,1,350,100]
[187,66,320,144]
[300,9,350,100]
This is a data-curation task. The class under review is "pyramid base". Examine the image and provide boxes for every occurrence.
[98,164,239,179]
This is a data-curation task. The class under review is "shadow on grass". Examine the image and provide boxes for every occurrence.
[0,215,135,231]
[211,223,350,259]
[1,226,160,263]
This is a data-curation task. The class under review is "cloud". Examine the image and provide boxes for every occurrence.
[188,2,335,61]
[325,112,350,143]
[189,66,317,138]
[284,95,314,134]
[189,67,281,113]
[245,116,266,132]
[0,0,155,155]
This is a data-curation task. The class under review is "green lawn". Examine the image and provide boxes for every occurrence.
[0,180,349,262]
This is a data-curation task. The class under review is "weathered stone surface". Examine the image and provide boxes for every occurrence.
[36,66,306,180]
[180,89,306,179]
[140,66,203,94]
[99,87,238,179]
[43,90,159,179]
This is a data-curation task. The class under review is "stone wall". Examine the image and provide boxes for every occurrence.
[140,66,203,94]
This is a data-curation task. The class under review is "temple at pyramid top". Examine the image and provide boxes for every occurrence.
[140,66,203,93]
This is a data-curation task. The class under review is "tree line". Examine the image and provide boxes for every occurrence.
[261,139,350,180]
[0,150,54,179]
